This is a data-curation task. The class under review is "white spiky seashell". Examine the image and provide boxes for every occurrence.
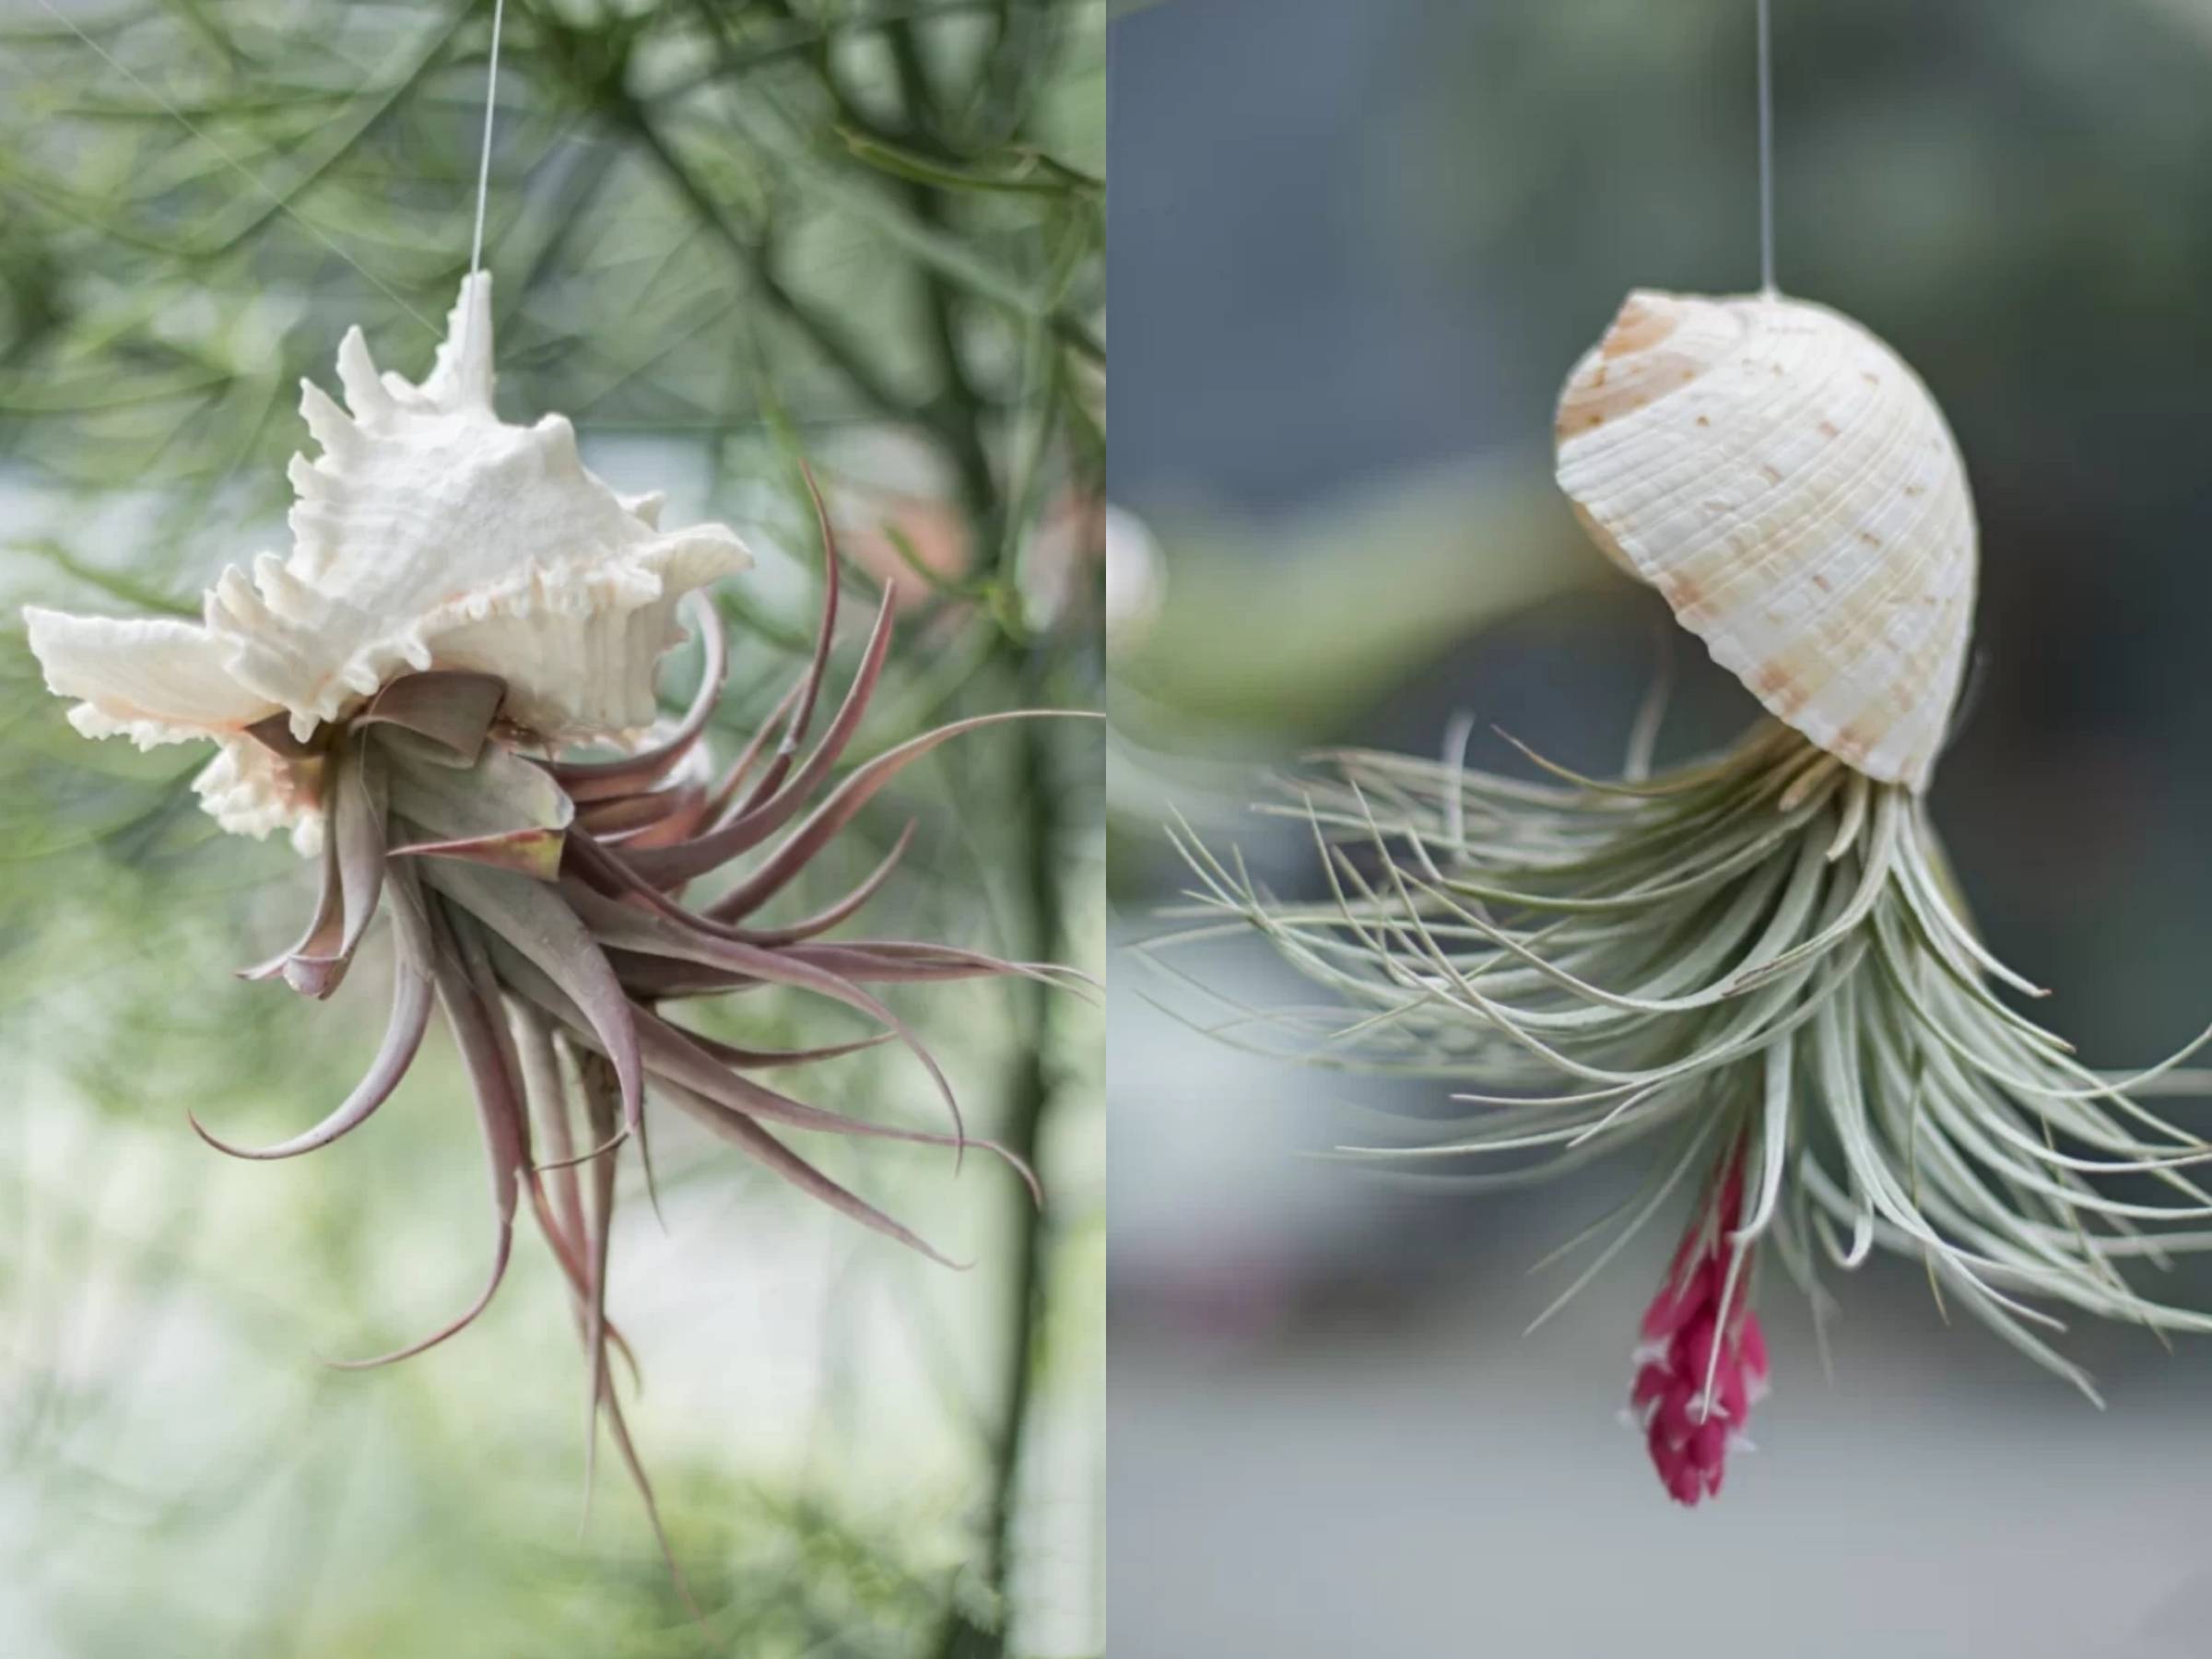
[24,275,750,849]
[1554,289,1977,791]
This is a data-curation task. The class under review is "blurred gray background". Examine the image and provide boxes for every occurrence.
[1106,2,2212,1655]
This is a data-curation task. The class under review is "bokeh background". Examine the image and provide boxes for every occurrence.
[0,2,1101,1655]
[1107,3,2212,1655]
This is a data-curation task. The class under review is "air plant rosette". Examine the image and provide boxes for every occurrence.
[1164,288,2212,1505]
[23,275,1087,1569]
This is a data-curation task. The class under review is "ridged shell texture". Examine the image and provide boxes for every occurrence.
[1555,290,1976,790]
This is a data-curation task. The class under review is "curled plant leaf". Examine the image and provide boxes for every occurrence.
[355,669,507,761]
[386,724,576,879]
[189,950,431,1159]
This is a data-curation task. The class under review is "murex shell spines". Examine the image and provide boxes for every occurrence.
[1554,288,1977,791]
[22,274,749,848]
[209,274,749,745]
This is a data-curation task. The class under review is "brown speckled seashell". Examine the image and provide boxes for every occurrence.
[1556,289,1977,791]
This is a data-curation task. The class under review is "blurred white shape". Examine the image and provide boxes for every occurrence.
[1104,504,1164,659]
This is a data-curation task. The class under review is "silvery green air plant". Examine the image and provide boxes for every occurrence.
[1173,289,2212,1505]
[23,276,1069,1567]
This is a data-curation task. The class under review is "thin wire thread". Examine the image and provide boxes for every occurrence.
[468,0,507,276]
[1757,0,1777,296]
[32,0,437,332]
[453,0,508,379]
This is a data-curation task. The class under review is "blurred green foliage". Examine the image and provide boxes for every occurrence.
[0,2,1102,1654]
[1112,467,1601,735]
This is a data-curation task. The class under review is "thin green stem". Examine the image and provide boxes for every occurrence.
[622,103,916,420]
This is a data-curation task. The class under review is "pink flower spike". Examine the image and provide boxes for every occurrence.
[1628,1133,1769,1507]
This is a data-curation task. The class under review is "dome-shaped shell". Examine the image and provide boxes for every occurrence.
[1554,289,1977,791]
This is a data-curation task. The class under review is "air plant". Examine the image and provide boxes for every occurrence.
[1165,288,2212,1505]
[22,276,1079,1570]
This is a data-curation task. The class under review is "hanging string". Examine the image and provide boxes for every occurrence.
[1757,0,1778,296]
[468,0,508,276]
[450,0,508,382]
[32,0,436,332]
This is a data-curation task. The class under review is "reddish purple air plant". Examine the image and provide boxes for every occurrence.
[1630,1133,1771,1506]
[200,561,1070,1561]
[22,277,1082,1585]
